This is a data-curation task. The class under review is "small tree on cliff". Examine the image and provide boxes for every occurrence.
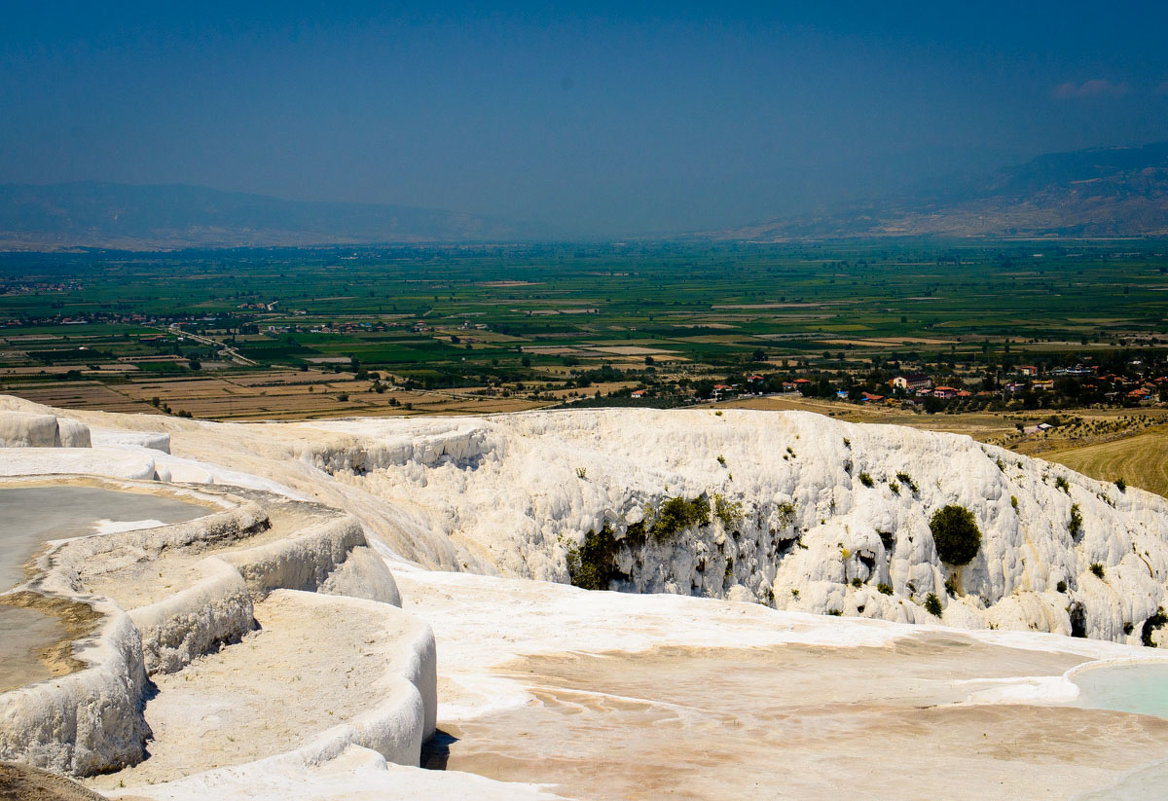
[929,505,981,566]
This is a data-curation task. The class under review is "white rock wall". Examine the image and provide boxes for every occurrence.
[130,560,256,675]
[0,608,151,775]
[222,517,368,600]
[297,408,1168,645]
[0,412,90,448]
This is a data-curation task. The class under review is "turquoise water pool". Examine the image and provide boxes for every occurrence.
[1069,663,1168,800]
[1072,662,1168,719]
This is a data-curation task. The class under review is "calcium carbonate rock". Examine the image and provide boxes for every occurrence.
[55,418,91,448]
[90,429,169,453]
[290,408,1168,646]
[0,412,91,448]
[320,546,402,606]
[10,397,1164,647]
[0,412,58,447]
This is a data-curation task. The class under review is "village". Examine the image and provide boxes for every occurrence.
[598,352,1168,415]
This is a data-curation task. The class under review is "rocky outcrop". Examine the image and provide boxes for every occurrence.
[302,409,1168,645]
[128,560,255,675]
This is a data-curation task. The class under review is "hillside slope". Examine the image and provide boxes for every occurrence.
[285,409,1168,644]
[710,142,1168,240]
[0,183,545,250]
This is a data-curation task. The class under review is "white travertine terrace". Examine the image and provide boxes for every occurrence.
[4,394,1168,800]
[0,464,435,780]
[0,411,92,449]
[148,405,1168,644]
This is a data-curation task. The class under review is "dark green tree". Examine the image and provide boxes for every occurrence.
[929,505,981,565]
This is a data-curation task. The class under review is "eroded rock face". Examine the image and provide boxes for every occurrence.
[299,409,1168,645]
[5,396,1164,649]
[0,412,91,448]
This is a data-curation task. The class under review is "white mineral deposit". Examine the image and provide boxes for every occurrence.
[3,394,1168,801]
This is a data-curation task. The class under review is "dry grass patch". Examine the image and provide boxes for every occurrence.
[1045,426,1168,497]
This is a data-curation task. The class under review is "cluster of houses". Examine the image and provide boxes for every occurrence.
[262,321,400,335]
[683,361,1168,408]
[888,373,971,401]
[0,279,82,297]
[886,365,1165,405]
[3,310,156,328]
[256,319,488,337]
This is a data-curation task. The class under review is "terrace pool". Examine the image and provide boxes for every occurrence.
[1072,662,1168,719]
[0,485,208,591]
[1069,662,1168,801]
[0,484,207,691]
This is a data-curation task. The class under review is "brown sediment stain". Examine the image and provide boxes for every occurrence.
[0,591,103,678]
[0,762,110,801]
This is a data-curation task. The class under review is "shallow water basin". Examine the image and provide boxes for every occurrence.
[0,484,208,691]
[0,604,65,692]
[1070,663,1168,801]
[0,485,208,591]
[1072,662,1168,718]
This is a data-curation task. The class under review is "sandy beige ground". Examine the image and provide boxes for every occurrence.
[85,590,399,791]
[393,567,1168,801]
[446,645,1168,801]
[0,762,107,801]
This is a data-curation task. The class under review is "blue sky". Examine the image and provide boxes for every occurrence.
[2,2,1167,236]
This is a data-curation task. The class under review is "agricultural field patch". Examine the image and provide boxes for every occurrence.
[0,241,1165,462]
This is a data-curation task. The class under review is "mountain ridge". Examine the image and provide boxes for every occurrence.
[0,182,551,251]
[5,142,1168,249]
[704,142,1168,241]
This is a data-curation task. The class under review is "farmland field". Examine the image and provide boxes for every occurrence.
[3,243,1166,366]
[2,240,1168,490]
[1044,427,1168,498]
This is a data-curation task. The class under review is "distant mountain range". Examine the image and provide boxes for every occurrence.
[0,183,548,251]
[4,143,1168,250]
[704,142,1168,241]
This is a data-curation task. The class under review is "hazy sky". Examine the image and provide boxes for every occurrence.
[2,2,1167,236]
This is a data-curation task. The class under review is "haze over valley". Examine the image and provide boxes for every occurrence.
[4,141,1168,249]
[4,4,1168,801]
